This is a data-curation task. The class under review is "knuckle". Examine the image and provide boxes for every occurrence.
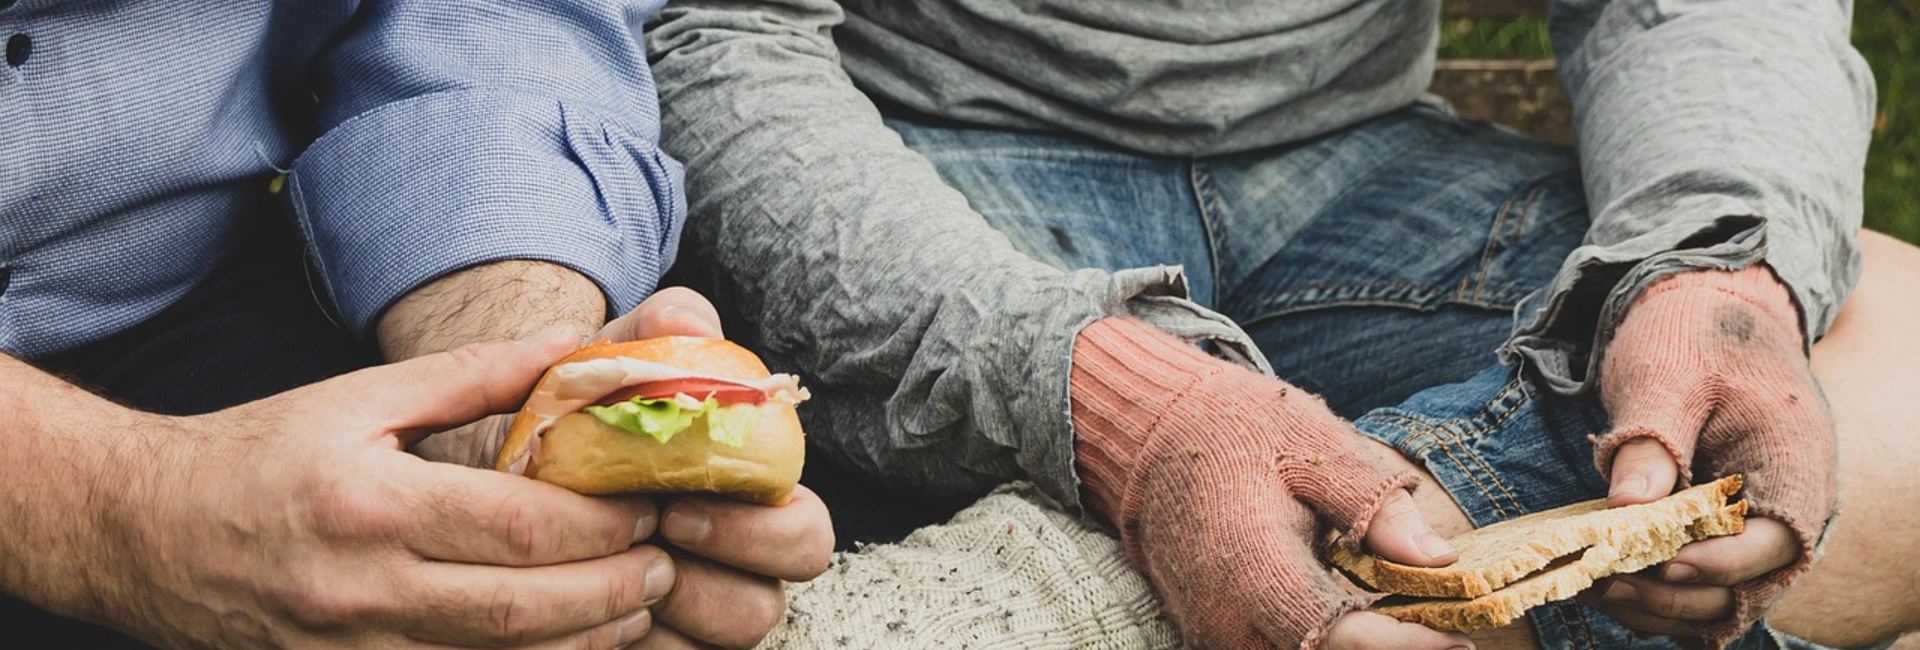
[1376,493,1421,524]
[282,576,380,631]
[443,341,496,371]
[1649,588,1689,619]
[729,582,788,649]
[444,342,519,408]
[607,553,654,616]
[486,584,539,645]
[1678,546,1743,584]
[578,621,630,650]
[311,477,400,539]
[591,510,640,557]
[1698,559,1743,585]
[492,498,556,565]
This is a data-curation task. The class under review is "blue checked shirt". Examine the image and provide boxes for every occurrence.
[0,0,685,359]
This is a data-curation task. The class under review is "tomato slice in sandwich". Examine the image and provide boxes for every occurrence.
[593,378,767,407]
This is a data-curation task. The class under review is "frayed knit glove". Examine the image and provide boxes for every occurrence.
[1594,265,1837,648]
[1071,318,1422,650]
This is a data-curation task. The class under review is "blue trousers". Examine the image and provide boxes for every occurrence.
[887,101,1846,650]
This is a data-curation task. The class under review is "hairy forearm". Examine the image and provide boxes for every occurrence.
[377,260,607,362]
[0,355,150,620]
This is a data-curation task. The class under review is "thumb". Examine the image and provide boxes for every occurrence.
[1596,355,1703,506]
[326,324,579,440]
[1323,611,1473,650]
[598,286,724,342]
[1363,489,1458,567]
[1604,437,1683,507]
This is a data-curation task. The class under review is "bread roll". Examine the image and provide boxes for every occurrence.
[496,337,806,505]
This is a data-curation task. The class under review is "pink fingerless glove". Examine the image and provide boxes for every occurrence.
[1072,318,1417,650]
[1595,265,1837,648]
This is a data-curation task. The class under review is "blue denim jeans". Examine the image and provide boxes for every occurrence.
[886,103,1855,650]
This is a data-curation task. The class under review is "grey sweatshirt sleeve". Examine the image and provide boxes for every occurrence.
[644,1,1268,509]
[1504,0,1875,393]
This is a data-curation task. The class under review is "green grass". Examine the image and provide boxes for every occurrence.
[1854,0,1920,245]
[1438,0,1920,245]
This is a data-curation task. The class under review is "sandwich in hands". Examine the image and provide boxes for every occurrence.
[1331,475,1747,631]
[495,336,810,505]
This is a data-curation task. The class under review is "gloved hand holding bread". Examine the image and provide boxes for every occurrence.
[1331,475,1748,632]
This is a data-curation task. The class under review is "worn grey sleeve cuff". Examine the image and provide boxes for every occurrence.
[1502,210,1859,396]
[1039,267,1274,511]
[800,263,1270,515]
[1519,0,1872,394]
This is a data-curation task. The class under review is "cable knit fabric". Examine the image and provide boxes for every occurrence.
[1594,265,1837,649]
[1071,318,1416,650]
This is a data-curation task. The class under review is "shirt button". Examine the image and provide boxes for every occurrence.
[6,34,30,68]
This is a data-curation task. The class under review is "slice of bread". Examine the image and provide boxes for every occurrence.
[1328,475,1747,632]
[1367,501,1747,631]
[1331,475,1744,599]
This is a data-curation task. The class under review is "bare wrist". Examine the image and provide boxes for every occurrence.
[377,260,607,361]
[0,357,162,622]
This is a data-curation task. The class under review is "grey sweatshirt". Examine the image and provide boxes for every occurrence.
[645,0,1874,510]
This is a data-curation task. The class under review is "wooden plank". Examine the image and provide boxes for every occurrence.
[1441,0,1548,19]
[1434,59,1555,73]
[1433,1,1566,142]
[1428,60,1572,143]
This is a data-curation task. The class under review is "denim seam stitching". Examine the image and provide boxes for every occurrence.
[1483,371,1533,423]
[1235,279,1537,325]
[1236,281,1447,324]
[1415,418,1524,518]
[1220,114,1461,315]
[1572,602,1599,650]
[1448,377,1536,513]
[1556,601,1600,650]
[1383,374,1535,517]
[1466,178,1544,304]
[1464,186,1517,303]
[1362,413,1511,520]
[1379,413,1520,520]
[1189,160,1228,305]
[1548,604,1585,650]
[1385,409,1515,476]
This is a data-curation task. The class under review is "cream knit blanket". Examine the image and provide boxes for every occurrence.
[759,483,1179,649]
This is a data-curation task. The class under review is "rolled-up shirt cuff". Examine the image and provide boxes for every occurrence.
[288,89,686,335]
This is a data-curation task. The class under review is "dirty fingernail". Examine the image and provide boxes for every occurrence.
[1602,580,1639,602]
[661,504,713,546]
